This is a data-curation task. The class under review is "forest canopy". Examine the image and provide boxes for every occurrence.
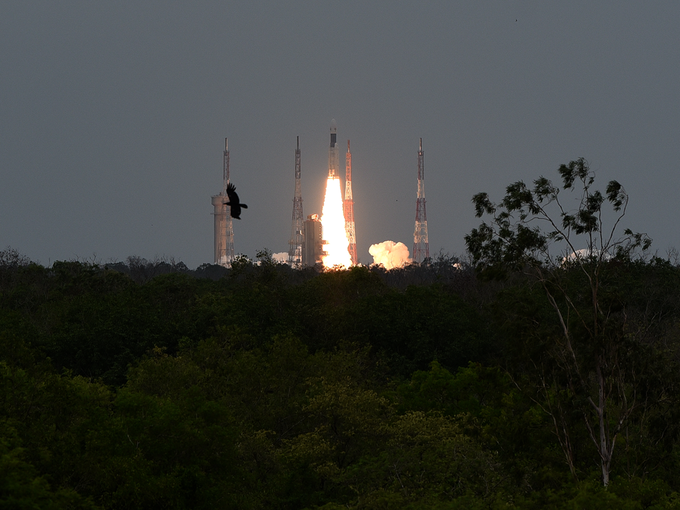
[2,162,680,509]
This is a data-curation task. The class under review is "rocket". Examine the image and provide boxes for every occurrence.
[328,119,339,178]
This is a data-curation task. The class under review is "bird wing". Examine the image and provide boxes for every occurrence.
[226,183,239,205]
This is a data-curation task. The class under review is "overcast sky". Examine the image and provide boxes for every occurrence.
[2,2,679,268]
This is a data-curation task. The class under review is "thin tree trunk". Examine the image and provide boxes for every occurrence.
[597,363,611,486]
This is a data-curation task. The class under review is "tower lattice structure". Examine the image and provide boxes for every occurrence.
[343,140,357,265]
[413,138,429,263]
[288,136,304,265]
[211,138,235,266]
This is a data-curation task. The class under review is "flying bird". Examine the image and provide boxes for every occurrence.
[225,183,248,219]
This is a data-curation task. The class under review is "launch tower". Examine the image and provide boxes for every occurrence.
[413,138,430,263]
[211,138,235,266]
[343,140,357,265]
[303,214,323,267]
[288,136,304,265]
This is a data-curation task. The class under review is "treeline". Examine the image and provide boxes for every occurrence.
[3,247,680,508]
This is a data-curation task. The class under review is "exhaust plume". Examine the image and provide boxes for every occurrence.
[321,177,352,269]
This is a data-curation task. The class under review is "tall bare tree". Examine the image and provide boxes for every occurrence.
[465,158,654,486]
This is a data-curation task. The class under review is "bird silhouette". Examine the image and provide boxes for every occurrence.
[225,183,248,219]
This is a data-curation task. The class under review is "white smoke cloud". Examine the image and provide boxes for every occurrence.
[369,241,411,270]
[272,252,289,264]
[562,248,611,265]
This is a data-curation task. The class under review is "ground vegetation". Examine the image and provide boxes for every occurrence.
[1,162,680,508]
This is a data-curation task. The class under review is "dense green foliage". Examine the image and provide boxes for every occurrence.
[2,243,680,508]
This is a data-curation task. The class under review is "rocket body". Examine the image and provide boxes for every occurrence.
[328,119,339,178]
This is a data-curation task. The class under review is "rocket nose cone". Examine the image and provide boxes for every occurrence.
[330,119,337,131]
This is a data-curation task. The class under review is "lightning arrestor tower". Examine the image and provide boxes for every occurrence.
[211,138,235,266]
[343,140,357,265]
[288,136,304,265]
[413,138,429,263]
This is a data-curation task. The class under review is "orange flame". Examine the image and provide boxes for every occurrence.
[321,177,351,268]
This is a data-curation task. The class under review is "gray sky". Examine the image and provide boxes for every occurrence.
[2,1,679,268]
